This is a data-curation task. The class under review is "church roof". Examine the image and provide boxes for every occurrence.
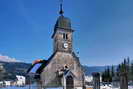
[64,70,75,78]
[52,15,74,38]
[55,15,71,29]
[51,0,73,38]
[35,52,56,74]
[55,2,71,29]
[52,0,73,38]
[26,52,56,79]
[27,60,48,75]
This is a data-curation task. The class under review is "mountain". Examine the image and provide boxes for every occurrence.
[83,65,109,75]
[0,59,112,80]
[0,54,115,77]
[0,54,21,62]
[0,61,31,81]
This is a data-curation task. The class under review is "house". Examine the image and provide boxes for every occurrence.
[85,76,93,83]
[0,81,4,87]
[4,81,11,86]
[15,75,26,86]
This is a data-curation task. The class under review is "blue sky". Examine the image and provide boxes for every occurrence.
[0,0,133,66]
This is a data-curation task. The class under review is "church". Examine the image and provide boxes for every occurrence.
[28,2,85,89]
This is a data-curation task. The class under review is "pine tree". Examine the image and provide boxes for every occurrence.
[102,72,105,82]
[111,65,115,77]
[106,67,110,82]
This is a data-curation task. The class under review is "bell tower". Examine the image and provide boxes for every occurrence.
[52,2,74,53]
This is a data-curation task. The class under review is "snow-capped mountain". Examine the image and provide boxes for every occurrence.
[0,54,21,62]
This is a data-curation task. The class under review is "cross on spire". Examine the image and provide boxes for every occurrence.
[59,0,64,15]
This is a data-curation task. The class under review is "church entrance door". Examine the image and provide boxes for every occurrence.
[66,75,74,89]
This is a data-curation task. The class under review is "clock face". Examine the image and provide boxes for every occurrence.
[63,43,68,49]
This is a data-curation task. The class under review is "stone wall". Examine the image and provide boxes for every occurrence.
[40,52,84,88]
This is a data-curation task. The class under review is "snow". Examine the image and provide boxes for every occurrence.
[100,85,133,89]
[0,54,21,62]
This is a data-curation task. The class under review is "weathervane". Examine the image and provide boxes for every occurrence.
[59,0,64,15]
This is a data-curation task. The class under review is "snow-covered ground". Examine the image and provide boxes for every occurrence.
[0,85,133,89]
[86,85,133,89]
[100,85,133,89]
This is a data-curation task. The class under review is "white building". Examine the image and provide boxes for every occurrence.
[4,81,11,86]
[0,81,4,87]
[16,75,26,86]
[85,75,102,83]
[85,76,93,83]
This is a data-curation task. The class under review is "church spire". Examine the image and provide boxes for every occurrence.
[59,0,64,15]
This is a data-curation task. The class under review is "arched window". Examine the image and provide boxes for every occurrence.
[63,33,66,39]
[63,33,68,40]
[66,34,68,39]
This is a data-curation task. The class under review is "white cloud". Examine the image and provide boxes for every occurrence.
[0,54,21,62]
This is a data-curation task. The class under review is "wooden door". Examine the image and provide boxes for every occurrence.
[66,76,74,89]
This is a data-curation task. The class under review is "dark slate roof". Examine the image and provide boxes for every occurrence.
[52,15,74,38]
[55,15,71,29]
[27,52,57,76]
[36,60,48,74]
[64,70,77,80]
[27,60,48,74]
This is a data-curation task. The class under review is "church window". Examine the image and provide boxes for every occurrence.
[63,33,66,39]
[66,34,68,39]
[63,33,68,40]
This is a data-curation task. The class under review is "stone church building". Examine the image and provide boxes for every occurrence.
[28,3,85,89]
